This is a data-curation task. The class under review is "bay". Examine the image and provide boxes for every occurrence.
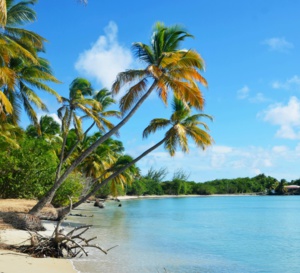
[69,196,300,273]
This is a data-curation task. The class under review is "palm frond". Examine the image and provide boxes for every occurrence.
[143,118,170,138]
[0,91,13,114]
[112,69,148,95]
[119,78,148,113]
[132,42,155,64]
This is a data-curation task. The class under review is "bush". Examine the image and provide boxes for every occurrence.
[0,138,57,199]
[52,173,84,207]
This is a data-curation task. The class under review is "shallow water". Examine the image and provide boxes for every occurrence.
[69,196,300,273]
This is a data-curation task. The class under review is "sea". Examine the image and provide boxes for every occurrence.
[66,196,300,273]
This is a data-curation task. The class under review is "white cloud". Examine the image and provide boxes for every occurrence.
[271,75,300,90]
[272,145,288,153]
[262,37,294,52]
[75,21,134,89]
[237,85,250,99]
[211,145,233,153]
[260,96,300,139]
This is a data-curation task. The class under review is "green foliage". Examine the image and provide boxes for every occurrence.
[127,179,146,196]
[0,137,58,199]
[95,181,126,198]
[127,169,283,196]
[52,173,84,207]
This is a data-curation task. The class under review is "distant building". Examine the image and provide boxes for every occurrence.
[284,185,300,194]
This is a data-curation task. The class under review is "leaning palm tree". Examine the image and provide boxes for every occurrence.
[55,78,102,180]
[71,97,213,209]
[30,22,208,215]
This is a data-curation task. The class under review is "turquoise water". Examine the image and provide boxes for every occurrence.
[70,196,300,273]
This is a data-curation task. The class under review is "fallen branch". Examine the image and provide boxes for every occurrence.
[14,197,117,258]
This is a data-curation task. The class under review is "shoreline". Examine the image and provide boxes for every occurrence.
[116,193,258,201]
[0,193,258,273]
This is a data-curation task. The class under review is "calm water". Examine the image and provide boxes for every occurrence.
[69,196,300,273]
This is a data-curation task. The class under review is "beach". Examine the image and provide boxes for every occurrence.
[0,249,77,273]
[0,222,77,273]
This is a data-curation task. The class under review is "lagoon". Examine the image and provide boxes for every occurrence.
[70,196,300,273]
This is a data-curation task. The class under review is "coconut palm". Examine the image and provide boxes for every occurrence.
[67,22,207,170]
[0,0,44,88]
[3,57,61,127]
[113,22,207,113]
[55,78,102,179]
[26,115,60,139]
[82,88,121,134]
[29,22,208,215]
[0,120,23,149]
[72,97,213,208]
[0,0,60,126]
[79,133,124,178]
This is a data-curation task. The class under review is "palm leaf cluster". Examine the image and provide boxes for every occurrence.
[0,0,60,137]
[112,22,207,114]
[143,97,213,156]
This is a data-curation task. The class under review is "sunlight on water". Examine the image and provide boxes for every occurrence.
[69,196,300,273]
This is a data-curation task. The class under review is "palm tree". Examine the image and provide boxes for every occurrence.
[71,97,213,209]
[26,115,60,139]
[82,88,121,134]
[0,0,60,126]
[0,120,23,149]
[55,78,102,180]
[0,0,43,88]
[3,57,61,126]
[30,22,208,215]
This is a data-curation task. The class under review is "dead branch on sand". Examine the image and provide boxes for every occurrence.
[15,197,117,258]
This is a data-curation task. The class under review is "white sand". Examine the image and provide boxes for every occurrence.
[0,221,77,273]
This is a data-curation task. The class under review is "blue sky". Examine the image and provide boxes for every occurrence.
[25,0,300,182]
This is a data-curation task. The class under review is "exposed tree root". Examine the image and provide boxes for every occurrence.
[14,198,117,258]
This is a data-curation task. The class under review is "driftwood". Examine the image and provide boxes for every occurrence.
[15,198,117,258]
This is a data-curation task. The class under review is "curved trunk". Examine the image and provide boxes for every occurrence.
[72,137,167,209]
[29,80,157,215]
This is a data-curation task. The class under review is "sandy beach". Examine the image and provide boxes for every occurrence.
[0,220,77,273]
[0,249,77,273]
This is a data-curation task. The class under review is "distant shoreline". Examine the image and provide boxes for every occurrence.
[115,193,258,201]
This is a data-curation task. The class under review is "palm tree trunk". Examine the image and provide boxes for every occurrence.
[72,137,167,209]
[29,80,157,215]
[55,110,72,182]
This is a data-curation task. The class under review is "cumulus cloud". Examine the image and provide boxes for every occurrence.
[260,96,300,139]
[271,75,300,90]
[75,21,133,89]
[262,37,294,52]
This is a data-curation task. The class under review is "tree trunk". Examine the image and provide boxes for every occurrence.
[29,80,157,215]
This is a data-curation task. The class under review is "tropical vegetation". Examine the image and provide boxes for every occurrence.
[1,0,298,221]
